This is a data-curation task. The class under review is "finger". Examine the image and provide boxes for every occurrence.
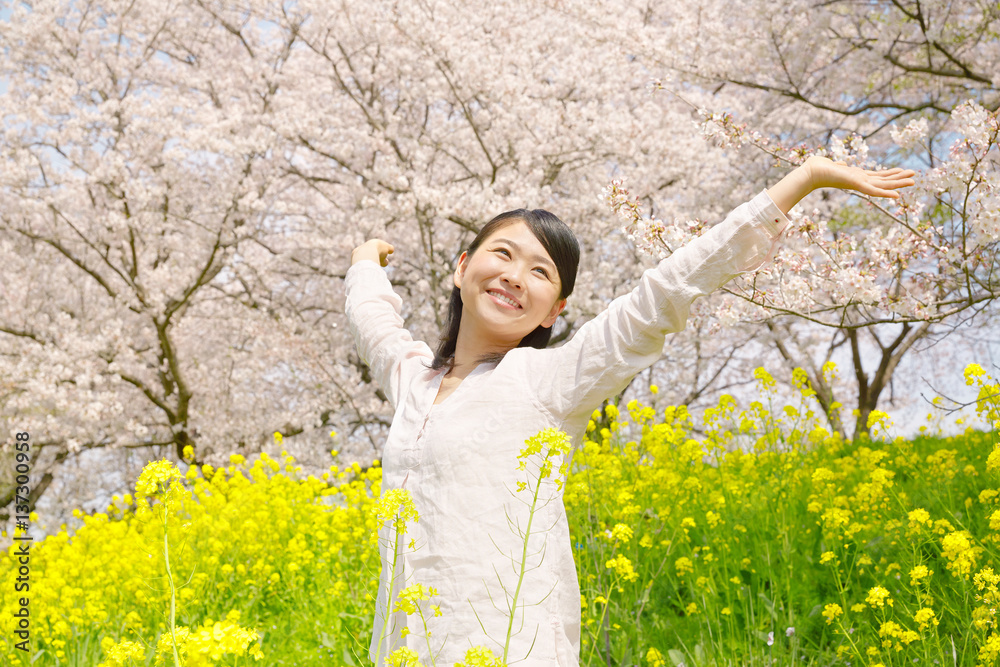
[867,168,916,178]
[876,176,916,189]
[868,185,913,197]
[865,188,901,199]
[870,172,916,185]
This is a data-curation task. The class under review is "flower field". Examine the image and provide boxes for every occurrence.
[2,364,1000,666]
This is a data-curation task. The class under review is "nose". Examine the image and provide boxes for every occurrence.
[501,269,523,290]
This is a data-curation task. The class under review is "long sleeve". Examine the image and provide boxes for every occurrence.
[525,189,790,424]
[344,259,435,411]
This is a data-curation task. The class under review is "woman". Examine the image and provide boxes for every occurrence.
[346,156,915,665]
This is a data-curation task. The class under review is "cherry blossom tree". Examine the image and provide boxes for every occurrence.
[0,0,324,521]
[582,0,1000,437]
[4,0,997,531]
[0,0,738,525]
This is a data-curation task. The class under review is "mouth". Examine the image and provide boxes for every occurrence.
[486,289,522,309]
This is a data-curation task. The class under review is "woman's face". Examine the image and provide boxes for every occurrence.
[453,220,566,346]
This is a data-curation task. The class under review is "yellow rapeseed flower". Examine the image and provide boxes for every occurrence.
[792,367,816,398]
[98,638,146,667]
[605,554,639,582]
[822,361,838,382]
[989,447,1000,475]
[386,647,422,667]
[866,586,893,609]
[914,607,939,632]
[610,524,633,543]
[370,488,419,545]
[909,564,933,586]
[135,460,183,498]
[154,615,264,666]
[980,635,1000,665]
[753,367,776,391]
[965,363,986,385]
[974,567,1000,593]
[392,583,437,615]
[457,646,504,667]
[907,508,932,534]
[941,530,980,578]
[811,467,836,484]
[878,620,919,647]
[822,603,843,624]
[867,410,891,430]
[516,428,571,485]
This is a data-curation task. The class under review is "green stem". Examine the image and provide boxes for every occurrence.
[585,575,616,666]
[162,500,181,667]
[836,616,863,662]
[373,518,404,667]
[417,605,436,667]
[503,472,545,663]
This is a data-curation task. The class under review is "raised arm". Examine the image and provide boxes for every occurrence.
[345,240,434,410]
[524,158,916,425]
[767,155,915,214]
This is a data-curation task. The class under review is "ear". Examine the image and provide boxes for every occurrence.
[453,251,469,289]
[541,298,567,329]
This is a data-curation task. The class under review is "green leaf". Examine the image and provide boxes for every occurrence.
[758,592,776,619]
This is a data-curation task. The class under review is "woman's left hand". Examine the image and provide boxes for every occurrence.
[804,155,916,199]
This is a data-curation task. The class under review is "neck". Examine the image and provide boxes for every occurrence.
[451,312,517,375]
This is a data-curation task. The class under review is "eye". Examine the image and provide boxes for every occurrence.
[493,247,511,258]
[534,267,550,277]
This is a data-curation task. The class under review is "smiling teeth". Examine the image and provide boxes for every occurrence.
[489,291,520,308]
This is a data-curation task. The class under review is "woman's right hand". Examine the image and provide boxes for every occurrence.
[351,239,395,267]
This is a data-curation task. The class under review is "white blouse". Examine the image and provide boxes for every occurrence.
[345,190,789,666]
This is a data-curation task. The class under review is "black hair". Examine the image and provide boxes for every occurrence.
[430,208,580,371]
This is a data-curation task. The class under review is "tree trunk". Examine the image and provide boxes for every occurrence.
[847,322,931,440]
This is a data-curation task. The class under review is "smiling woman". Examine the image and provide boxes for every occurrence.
[345,156,916,666]
[433,207,580,377]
